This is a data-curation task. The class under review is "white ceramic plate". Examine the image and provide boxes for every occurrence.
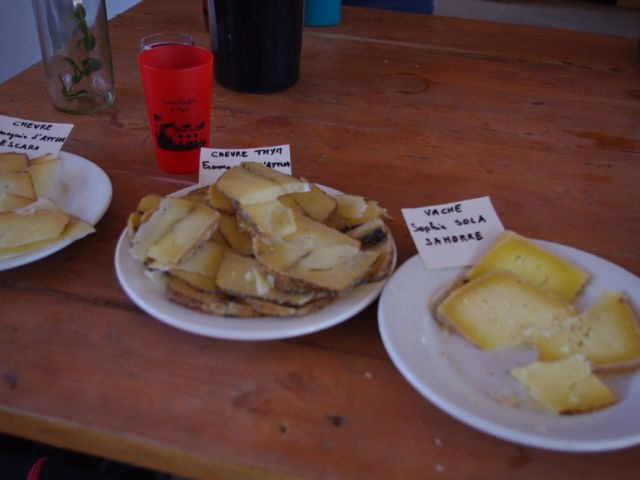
[115,185,396,341]
[378,242,640,452]
[0,151,112,271]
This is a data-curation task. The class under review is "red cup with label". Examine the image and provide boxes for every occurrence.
[138,45,213,174]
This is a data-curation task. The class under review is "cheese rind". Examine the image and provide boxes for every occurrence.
[510,356,616,414]
[465,231,589,301]
[436,271,576,351]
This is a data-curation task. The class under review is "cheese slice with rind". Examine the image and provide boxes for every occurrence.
[216,163,309,206]
[147,204,220,265]
[130,197,194,262]
[536,291,640,369]
[437,271,576,351]
[465,231,589,301]
[511,356,616,414]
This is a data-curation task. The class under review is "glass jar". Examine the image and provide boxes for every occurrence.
[32,0,115,114]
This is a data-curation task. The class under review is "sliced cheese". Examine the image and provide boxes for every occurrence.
[147,204,220,265]
[218,212,253,256]
[280,182,337,223]
[206,185,234,213]
[130,197,194,262]
[216,252,317,306]
[0,152,29,173]
[0,172,36,199]
[29,159,65,200]
[437,271,576,351]
[0,209,70,247]
[510,356,616,414]
[238,200,297,237]
[0,193,33,213]
[465,231,589,301]
[216,163,309,206]
[536,291,640,369]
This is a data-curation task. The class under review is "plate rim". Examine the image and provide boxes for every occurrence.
[0,150,112,271]
[115,184,396,341]
[378,244,640,452]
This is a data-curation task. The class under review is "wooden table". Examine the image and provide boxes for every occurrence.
[1,1,639,478]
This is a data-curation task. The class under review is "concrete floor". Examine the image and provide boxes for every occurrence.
[434,0,640,37]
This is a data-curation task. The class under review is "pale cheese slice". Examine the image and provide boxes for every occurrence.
[147,204,221,265]
[0,209,70,247]
[0,152,29,173]
[216,163,309,206]
[511,356,616,414]
[130,197,195,262]
[0,193,33,213]
[29,159,65,200]
[216,252,317,306]
[0,172,36,199]
[217,212,253,256]
[239,200,297,237]
[0,216,94,259]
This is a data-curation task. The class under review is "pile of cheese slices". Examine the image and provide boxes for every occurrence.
[0,152,94,259]
[127,162,395,317]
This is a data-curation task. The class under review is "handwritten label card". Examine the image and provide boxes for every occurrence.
[199,144,291,186]
[402,197,504,270]
[0,115,73,159]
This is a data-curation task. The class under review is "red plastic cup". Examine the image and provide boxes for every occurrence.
[138,45,213,174]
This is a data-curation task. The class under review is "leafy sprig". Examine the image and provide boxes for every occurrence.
[59,3,102,100]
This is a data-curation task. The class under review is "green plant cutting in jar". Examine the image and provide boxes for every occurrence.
[60,2,101,100]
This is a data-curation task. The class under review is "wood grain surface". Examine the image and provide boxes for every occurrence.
[1,1,639,478]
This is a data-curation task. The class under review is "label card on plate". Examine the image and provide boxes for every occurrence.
[199,144,291,186]
[402,196,504,270]
[0,114,73,159]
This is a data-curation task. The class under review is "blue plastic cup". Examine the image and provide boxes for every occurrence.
[304,0,341,27]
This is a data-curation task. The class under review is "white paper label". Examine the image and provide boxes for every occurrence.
[0,115,73,159]
[402,196,504,270]
[199,144,291,186]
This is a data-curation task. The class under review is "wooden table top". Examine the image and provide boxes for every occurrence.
[1,1,639,478]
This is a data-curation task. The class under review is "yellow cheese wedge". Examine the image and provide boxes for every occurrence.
[0,152,29,173]
[30,153,58,164]
[206,185,234,213]
[332,195,388,228]
[281,182,337,223]
[150,241,226,278]
[0,193,33,213]
[216,163,309,206]
[239,200,297,237]
[536,291,640,369]
[241,162,310,194]
[0,216,94,259]
[0,172,36,199]
[130,197,194,262]
[511,356,616,414]
[216,251,316,306]
[29,159,65,200]
[253,213,361,271]
[465,231,589,301]
[0,210,70,247]
[218,212,253,256]
[437,271,576,351]
[147,204,221,265]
